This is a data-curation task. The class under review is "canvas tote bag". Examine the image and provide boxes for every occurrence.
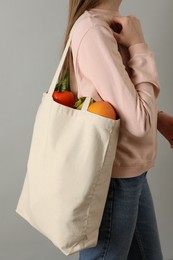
[16,27,120,256]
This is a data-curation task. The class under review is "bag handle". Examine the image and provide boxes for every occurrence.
[81,97,91,111]
[48,30,91,111]
[48,36,72,96]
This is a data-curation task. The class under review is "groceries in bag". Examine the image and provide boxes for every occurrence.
[52,70,117,120]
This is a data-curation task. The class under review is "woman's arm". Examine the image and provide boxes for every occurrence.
[76,24,159,137]
[157,111,173,149]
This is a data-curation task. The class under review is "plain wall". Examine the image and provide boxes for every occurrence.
[0,0,172,259]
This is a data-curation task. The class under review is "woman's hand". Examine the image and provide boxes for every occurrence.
[110,16,146,47]
[158,112,173,149]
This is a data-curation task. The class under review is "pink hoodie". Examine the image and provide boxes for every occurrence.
[70,8,160,178]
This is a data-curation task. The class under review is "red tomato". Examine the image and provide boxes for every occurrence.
[52,91,75,108]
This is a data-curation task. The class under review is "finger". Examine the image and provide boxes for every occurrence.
[112,16,125,22]
[111,16,126,26]
[112,31,122,43]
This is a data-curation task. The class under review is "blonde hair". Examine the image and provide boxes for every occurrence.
[60,0,103,81]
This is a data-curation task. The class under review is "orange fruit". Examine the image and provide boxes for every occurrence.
[87,101,116,120]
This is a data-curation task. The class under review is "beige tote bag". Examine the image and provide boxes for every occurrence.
[16,29,120,256]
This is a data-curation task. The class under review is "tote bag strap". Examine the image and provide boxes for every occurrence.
[48,29,91,111]
[48,36,72,96]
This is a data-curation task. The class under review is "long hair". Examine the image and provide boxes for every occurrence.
[59,0,103,82]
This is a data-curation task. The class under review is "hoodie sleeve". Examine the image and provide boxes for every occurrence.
[76,24,160,137]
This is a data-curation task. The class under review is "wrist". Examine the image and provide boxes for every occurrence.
[130,40,146,47]
[128,42,149,57]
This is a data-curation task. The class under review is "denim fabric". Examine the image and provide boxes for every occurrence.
[79,172,163,260]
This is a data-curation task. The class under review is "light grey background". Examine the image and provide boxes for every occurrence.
[0,0,172,259]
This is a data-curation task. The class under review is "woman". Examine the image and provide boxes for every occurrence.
[62,0,173,259]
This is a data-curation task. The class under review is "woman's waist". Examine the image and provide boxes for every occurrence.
[111,126,157,178]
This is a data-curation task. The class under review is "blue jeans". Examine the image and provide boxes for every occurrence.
[79,172,163,260]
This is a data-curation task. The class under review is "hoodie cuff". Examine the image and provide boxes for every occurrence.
[128,43,150,57]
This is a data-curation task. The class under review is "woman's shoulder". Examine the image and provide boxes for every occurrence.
[71,10,111,44]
